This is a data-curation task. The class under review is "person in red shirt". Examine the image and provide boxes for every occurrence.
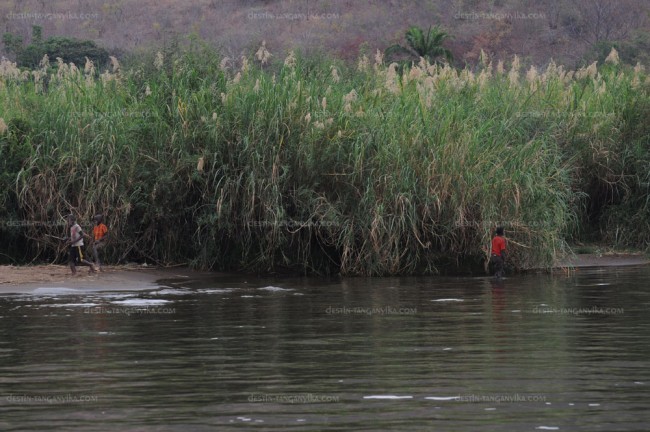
[92,214,109,271]
[490,226,506,279]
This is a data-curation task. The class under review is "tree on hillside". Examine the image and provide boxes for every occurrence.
[385,25,454,65]
[570,0,649,46]
[2,26,109,69]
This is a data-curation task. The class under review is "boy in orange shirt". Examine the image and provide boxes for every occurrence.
[92,214,109,271]
[490,226,507,279]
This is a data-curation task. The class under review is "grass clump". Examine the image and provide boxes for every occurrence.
[0,44,648,274]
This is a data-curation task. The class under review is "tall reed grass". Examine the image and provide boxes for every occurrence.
[0,45,648,274]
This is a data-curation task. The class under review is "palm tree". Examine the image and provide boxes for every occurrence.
[386,25,454,65]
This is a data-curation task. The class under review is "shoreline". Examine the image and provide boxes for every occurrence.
[557,252,650,269]
[0,264,209,294]
[0,252,648,293]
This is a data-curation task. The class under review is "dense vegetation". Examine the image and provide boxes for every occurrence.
[3,26,109,69]
[0,43,648,274]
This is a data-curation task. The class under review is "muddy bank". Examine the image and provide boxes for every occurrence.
[0,264,213,294]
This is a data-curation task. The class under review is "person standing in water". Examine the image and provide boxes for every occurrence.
[66,214,97,274]
[92,214,109,271]
[490,226,507,279]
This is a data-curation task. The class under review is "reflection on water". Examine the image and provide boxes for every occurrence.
[1,267,650,431]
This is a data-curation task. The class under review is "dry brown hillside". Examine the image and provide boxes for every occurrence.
[1,0,648,66]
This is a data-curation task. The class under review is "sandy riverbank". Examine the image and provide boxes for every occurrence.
[0,264,204,294]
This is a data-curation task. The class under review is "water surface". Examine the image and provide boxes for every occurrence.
[1,266,649,431]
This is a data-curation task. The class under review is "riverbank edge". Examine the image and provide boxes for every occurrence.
[552,252,650,269]
[0,264,224,294]
[1,250,649,293]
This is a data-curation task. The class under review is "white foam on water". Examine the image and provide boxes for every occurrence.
[588,403,600,407]
[485,408,496,411]
[44,303,100,308]
[425,396,460,401]
[536,428,559,431]
[100,293,138,299]
[569,403,575,406]
[443,348,453,351]
[364,395,413,400]
[150,289,189,296]
[112,299,170,306]
[32,287,82,295]
[431,298,464,302]
[258,286,294,292]
[511,310,521,313]
[296,419,306,422]
[197,288,237,294]
[634,382,644,385]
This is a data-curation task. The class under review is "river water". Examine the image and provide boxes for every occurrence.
[1,266,649,431]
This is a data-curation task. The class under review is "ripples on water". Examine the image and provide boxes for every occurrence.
[1,267,649,431]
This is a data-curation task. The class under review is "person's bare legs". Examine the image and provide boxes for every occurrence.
[92,242,104,271]
[80,259,97,273]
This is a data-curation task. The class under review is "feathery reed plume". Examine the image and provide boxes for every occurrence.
[255,40,272,65]
[109,56,121,73]
[605,48,619,65]
[0,117,7,134]
[84,57,94,74]
[385,63,400,94]
[480,49,489,67]
[330,66,340,83]
[357,55,369,72]
[284,50,296,69]
[496,59,505,75]
[0,58,21,79]
[374,49,384,70]
[154,52,164,70]
[39,54,50,70]
[240,56,249,73]
[508,55,520,87]
[220,57,231,71]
